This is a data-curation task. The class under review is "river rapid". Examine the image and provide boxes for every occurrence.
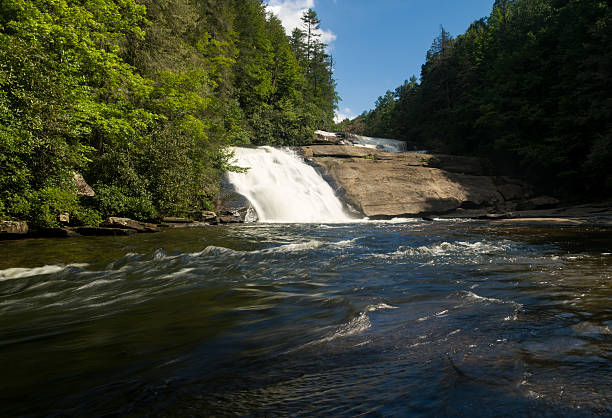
[1,221,611,416]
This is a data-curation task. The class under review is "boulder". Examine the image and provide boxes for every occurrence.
[59,212,70,224]
[303,146,504,218]
[73,172,95,197]
[101,217,158,232]
[0,221,28,236]
[217,214,243,224]
[215,187,258,223]
[189,211,217,222]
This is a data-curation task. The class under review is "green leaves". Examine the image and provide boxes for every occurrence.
[360,0,612,199]
[0,0,339,225]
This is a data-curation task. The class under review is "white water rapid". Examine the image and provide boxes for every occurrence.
[226,147,353,223]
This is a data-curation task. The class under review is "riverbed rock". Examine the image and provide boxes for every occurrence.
[302,145,504,218]
[302,146,483,174]
[189,211,217,222]
[215,188,258,223]
[0,221,29,236]
[161,216,193,224]
[101,217,158,232]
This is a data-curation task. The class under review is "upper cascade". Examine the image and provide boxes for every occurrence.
[314,130,408,153]
[226,147,354,223]
[348,134,408,153]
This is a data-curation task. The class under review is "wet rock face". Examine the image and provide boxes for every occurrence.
[215,185,259,223]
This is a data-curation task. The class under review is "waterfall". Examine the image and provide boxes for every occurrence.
[314,130,408,153]
[226,147,353,223]
[348,134,408,153]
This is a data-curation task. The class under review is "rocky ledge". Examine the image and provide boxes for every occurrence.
[0,211,244,240]
[301,145,612,225]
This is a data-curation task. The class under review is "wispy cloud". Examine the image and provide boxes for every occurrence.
[266,0,337,45]
[334,107,356,123]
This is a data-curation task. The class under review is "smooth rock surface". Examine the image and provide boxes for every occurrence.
[302,146,504,218]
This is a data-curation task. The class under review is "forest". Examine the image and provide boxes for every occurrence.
[340,0,611,199]
[0,0,337,228]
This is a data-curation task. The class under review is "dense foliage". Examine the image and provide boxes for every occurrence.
[347,0,611,199]
[0,1,337,227]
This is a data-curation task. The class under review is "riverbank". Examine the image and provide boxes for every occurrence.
[0,212,242,241]
[3,203,610,242]
[2,143,611,241]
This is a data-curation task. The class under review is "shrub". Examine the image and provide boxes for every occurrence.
[93,184,157,221]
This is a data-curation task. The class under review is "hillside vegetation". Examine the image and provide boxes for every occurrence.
[0,0,337,227]
[340,0,611,199]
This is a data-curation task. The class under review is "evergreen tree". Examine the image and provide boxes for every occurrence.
[358,0,612,199]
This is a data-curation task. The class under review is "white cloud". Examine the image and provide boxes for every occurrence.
[266,0,337,45]
[334,107,356,123]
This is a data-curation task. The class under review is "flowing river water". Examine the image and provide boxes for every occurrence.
[1,148,611,416]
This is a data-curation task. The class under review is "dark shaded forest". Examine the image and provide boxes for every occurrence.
[0,0,337,228]
[340,0,611,200]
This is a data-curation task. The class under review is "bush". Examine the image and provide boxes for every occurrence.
[29,187,78,229]
[93,184,158,221]
[71,206,103,226]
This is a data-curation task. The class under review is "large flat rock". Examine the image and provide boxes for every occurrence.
[302,146,503,218]
[303,145,484,175]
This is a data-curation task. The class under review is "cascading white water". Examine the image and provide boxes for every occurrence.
[314,130,408,153]
[226,147,353,223]
[349,134,408,153]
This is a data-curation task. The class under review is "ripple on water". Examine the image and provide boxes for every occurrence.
[0,223,610,416]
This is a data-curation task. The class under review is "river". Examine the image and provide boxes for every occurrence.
[1,221,611,416]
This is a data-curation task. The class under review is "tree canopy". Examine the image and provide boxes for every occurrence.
[0,1,338,227]
[347,0,611,199]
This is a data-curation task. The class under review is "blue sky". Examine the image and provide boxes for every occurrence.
[266,0,495,121]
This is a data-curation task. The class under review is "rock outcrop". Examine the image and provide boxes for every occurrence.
[0,221,28,236]
[301,145,532,218]
[101,217,159,232]
[73,172,95,197]
[215,186,258,223]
